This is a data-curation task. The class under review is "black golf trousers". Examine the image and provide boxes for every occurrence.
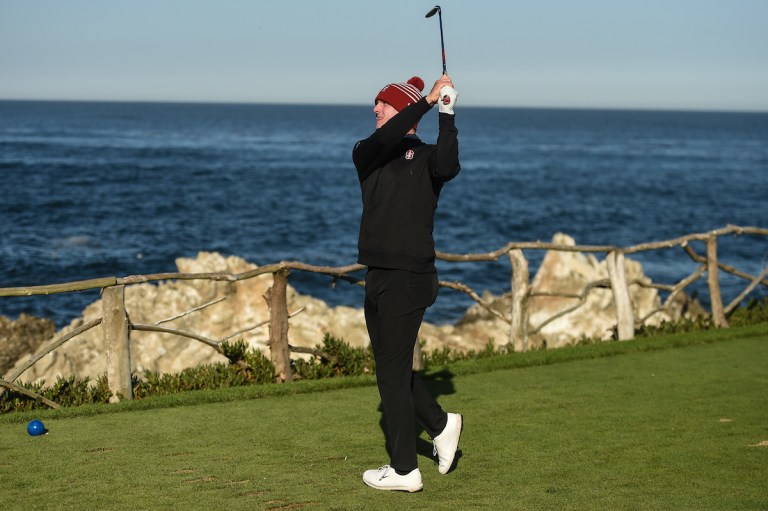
[364,267,448,473]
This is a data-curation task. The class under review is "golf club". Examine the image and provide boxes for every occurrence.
[425,5,446,74]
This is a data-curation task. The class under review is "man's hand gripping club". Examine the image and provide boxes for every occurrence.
[426,74,458,115]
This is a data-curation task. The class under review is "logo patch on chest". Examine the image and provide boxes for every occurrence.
[404,149,415,160]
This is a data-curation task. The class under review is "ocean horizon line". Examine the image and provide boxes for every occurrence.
[1,97,766,116]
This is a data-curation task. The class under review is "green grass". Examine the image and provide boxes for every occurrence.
[2,324,766,510]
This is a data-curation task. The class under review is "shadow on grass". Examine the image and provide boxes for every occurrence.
[375,369,459,468]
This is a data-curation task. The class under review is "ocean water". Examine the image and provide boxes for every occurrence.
[1,100,767,327]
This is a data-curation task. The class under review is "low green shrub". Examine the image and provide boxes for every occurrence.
[1,340,278,412]
[134,340,277,398]
[0,374,112,413]
[637,297,768,336]
[293,333,375,379]
[637,315,714,336]
[728,297,768,326]
[421,339,501,369]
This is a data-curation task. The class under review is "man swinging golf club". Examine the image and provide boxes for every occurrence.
[353,72,463,492]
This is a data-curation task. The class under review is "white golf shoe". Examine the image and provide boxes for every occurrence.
[362,465,423,492]
[432,412,463,474]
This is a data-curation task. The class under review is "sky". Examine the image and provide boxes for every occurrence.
[1,0,767,111]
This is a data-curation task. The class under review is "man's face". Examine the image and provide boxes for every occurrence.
[373,100,398,129]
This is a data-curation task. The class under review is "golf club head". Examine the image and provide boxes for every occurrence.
[425,5,441,18]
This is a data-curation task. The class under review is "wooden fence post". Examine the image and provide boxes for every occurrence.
[706,236,729,328]
[103,285,133,402]
[412,340,424,371]
[266,269,293,382]
[508,249,530,352]
[607,251,635,340]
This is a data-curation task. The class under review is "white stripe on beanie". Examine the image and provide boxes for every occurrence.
[392,83,422,103]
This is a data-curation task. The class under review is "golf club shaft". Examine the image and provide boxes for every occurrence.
[438,9,446,74]
[426,6,447,74]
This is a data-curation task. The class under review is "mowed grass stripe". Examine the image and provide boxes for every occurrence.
[1,328,766,510]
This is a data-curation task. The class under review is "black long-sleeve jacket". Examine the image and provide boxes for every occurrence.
[353,97,460,273]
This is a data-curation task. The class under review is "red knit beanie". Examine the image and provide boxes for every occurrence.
[375,77,425,112]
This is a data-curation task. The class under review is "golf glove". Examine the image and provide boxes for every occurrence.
[438,86,457,115]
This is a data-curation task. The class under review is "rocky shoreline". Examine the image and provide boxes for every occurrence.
[3,234,703,385]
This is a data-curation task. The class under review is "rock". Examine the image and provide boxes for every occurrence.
[453,233,700,349]
[528,233,654,347]
[0,314,56,375]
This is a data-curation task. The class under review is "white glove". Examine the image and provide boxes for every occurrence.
[438,86,457,115]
